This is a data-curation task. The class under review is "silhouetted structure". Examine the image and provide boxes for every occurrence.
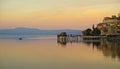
[82,24,101,36]
[57,32,82,46]
[82,28,92,36]
[19,37,22,40]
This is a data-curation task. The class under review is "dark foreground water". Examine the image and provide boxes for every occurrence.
[0,35,120,69]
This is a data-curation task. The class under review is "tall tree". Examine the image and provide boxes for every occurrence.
[83,28,92,36]
[92,24,95,30]
[92,28,101,36]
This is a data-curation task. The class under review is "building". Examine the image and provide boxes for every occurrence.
[97,13,120,35]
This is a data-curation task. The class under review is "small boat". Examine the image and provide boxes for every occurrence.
[19,38,22,40]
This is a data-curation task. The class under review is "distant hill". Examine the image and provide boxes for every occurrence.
[0,28,82,35]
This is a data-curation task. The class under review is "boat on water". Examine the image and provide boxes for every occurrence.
[19,37,22,40]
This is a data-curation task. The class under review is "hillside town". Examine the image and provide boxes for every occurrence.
[57,13,120,44]
[97,13,120,35]
[83,13,120,36]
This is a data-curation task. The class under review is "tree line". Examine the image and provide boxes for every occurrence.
[82,24,101,36]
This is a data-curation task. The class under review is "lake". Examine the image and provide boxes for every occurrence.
[0,35,120,69]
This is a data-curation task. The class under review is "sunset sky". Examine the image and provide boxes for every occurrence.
[0,0,120,30]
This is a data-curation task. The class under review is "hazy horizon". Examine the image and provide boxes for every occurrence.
[1,0,120,30]
[0,27,82,30]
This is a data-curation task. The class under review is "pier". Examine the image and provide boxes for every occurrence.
[82,36,106,40]
[57,35,82,45]
[107,35,120,41]
[57,35,105,46]
[57,35,106,41]
[57,35,82,42]
[57,31,120,45]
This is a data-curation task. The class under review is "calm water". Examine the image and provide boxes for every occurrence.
[0,35,120,69]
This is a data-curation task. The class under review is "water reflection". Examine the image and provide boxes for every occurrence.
[57,38,67,46]
[57,38,120,60]
[94,39,120,60]
[57,37,82,47]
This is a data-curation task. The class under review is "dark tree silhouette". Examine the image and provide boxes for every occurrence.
[59,32,67,37]
[92,28,101,36]
[82,28,92,36]
[92,24,95,30]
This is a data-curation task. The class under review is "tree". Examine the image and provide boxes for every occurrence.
[59,32,67,37]
[82,28,92,36]
[92,28,101,36]
[92,24,95,30]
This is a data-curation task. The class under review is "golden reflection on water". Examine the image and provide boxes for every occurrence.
[0,38,120,69]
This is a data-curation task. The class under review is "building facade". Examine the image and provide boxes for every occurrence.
[97,14,120,35]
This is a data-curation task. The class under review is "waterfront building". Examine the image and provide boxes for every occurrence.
[97,13,120,35]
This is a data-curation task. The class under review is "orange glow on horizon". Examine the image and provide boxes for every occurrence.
[0,0,120,30]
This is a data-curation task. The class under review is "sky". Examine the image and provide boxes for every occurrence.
[0,0,120,30]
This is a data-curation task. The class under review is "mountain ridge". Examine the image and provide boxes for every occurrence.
[0,28,82,35]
